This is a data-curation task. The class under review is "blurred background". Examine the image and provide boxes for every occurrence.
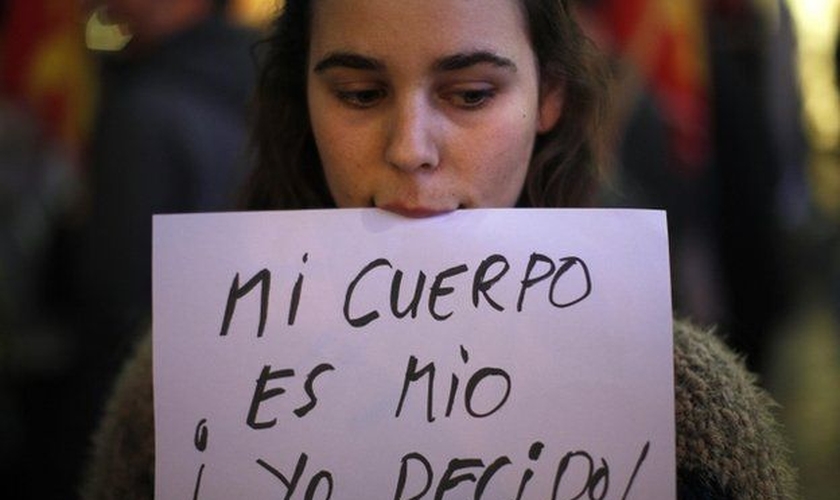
[0,0,838,498]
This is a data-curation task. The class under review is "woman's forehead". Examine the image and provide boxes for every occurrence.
[308,0,532,65]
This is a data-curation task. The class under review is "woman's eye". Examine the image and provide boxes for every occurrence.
[336,88,386,108]
[445,88,496,109]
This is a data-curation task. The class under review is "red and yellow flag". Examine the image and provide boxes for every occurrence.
[1,0,96,165]
[593,0,711,176]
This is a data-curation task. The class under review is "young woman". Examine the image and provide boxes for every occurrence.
[82,1,798,498]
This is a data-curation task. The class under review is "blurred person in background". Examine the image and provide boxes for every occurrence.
[0,0,258,497]
[706,0,806,377]
[573,0,807,378]
[71,0,257,418]
[73,0,258,355]
[1,0,94,497]
[0,62,85,500]
[571,0,724,344]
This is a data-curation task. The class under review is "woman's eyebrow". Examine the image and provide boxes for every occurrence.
[313,52,384,73]
[434,51,517,72]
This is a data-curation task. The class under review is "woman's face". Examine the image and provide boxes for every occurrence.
[307,0,563,216]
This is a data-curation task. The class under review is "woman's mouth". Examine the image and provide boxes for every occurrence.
[377,203,459,218]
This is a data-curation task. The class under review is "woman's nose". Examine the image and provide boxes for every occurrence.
[384,95,440,172]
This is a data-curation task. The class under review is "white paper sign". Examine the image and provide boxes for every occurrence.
[152,208,675,499]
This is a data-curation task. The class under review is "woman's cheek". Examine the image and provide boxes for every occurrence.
[482,126,533,203]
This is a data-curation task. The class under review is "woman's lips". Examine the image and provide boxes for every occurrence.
[378,204,457,218]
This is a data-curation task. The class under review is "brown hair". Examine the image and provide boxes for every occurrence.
[241,0,609,210]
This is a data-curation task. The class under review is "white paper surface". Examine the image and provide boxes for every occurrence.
[152,208,675,499]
